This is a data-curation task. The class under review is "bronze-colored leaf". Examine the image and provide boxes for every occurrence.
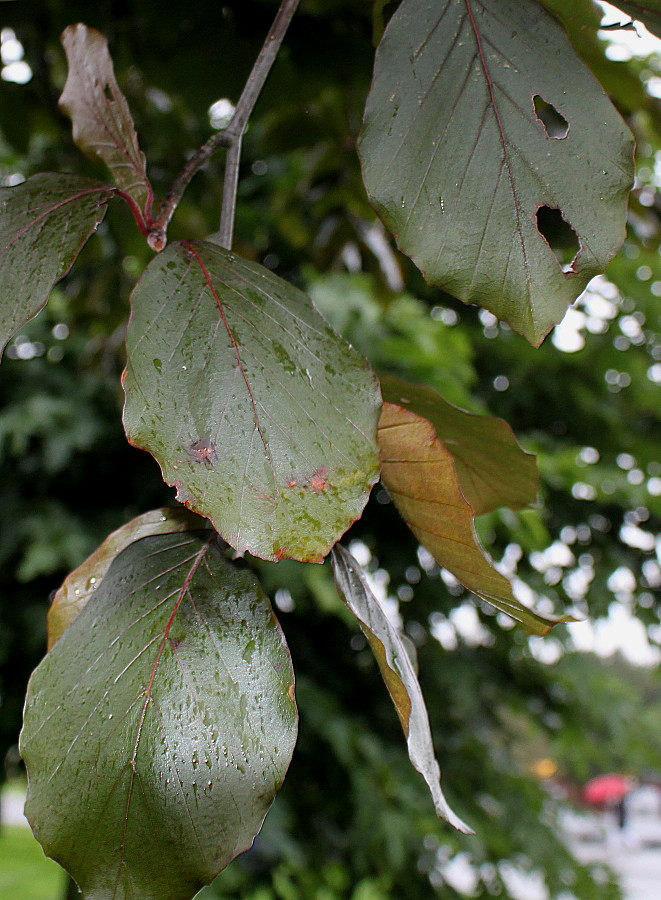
[378,400,569,634]
[60,24,152,213]
[380,374,538,516]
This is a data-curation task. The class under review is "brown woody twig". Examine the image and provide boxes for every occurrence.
[147,0,301,252]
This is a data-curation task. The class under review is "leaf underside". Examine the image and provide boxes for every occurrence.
[379,374,538,516]
[359,0,634,345]
[0,173,113,357]
[377,399,568,634]
[60,23,151,211]
[332,545,472,833]
[122,241,381,563]
[21,531,297,900]
[47,507,210,649]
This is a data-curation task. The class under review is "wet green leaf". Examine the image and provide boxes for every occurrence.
[0,173,114,357]
[359,0,634,345]
[332,544,472,832]
[47,507,210,649]
[60,24,152,212]
[21,531,297,900]
[122,241,381,563]
[379,374,538,516]
[377,398,570,634]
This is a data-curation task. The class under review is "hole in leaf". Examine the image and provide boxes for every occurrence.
[533,95,569,139]
[536,206,580,272]
[104,82,113,101]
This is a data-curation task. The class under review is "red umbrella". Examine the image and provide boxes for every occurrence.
[582,774,633,805]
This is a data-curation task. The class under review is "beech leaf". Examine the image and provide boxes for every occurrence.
[60,23,152,212]
[47,507,210,649]
[0,173,114,357]
[359,0,634,346]
[122,241,381,563]
[378,399,569,634]
[332,545,472,833]
[380,374,538,516]
[21,531,297,900]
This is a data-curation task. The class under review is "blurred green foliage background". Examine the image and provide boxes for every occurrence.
[0,1,660,898]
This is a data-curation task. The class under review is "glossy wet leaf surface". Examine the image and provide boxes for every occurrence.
[359,0,634,345]
[0,173,113,357]
[47,507,210,649]
[380,375,538,516]
[122,241,381,562]
[378,399,569,634]
[21,532,297,900]
[332,545,471,833]
[60,24,152,211]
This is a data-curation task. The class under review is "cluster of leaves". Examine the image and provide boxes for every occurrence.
[0,0,660,898]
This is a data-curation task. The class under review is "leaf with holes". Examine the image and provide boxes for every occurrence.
[359,0,634,346]
[21,531,297,900]
[122,241,381,563]
[380,374,538,516]
[47,507,210,649]
[378,398,570,634]
[60,23,152,214]
[0,173,114,358]
[332,545,472,833]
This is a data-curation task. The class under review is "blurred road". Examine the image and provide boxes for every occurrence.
[564,792,661,900]
[572,839,661,900]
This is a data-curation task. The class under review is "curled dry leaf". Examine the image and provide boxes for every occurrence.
[332,545,472,833]
[60,23,152,213]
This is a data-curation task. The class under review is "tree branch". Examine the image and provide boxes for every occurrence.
[218,135,243,249]
[148,0,301,252]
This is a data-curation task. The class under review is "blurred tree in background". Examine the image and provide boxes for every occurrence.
[0,1,659,898]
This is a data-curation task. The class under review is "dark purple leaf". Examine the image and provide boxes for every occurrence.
[0,173,114,358]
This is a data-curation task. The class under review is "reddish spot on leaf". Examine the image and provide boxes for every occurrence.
[309,467,328,491]
[187,439,217,466]
[174,481,194,506]
[287,480,298,488]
